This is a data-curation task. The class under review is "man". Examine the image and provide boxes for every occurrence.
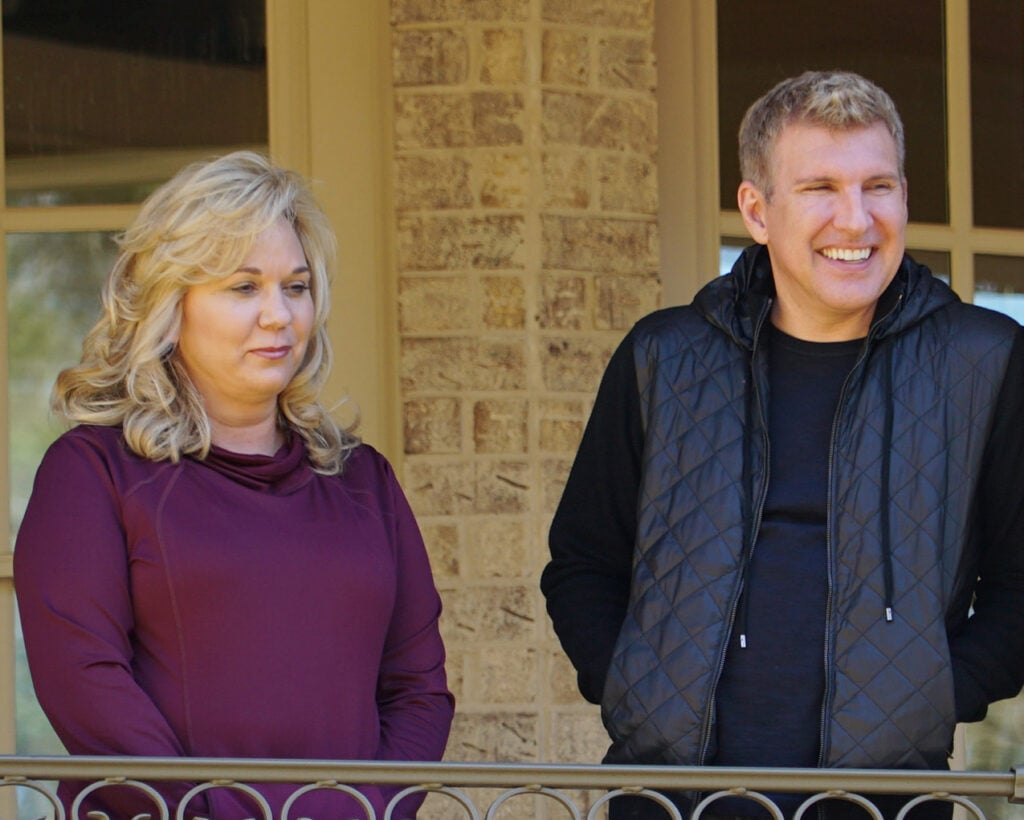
[541,70,1024,819]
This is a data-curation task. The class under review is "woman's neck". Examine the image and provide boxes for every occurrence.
[208,413,283,456]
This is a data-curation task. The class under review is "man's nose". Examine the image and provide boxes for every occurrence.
[833,188,871,233]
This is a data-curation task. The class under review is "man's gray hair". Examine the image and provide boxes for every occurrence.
[738,70,905,198]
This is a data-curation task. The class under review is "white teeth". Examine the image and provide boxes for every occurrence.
[822,247,871,261]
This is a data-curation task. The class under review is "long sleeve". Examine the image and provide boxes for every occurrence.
[375,462,454,763]
[13,433,211,818]
[540,331,644,704]
[948,327,1024,723]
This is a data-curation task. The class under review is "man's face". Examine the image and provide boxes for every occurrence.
[737,120,908,341]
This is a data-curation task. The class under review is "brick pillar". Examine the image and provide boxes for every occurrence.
[390,1,658,811]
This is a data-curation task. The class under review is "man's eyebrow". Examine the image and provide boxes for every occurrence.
[791,174,836,185]
[792,171,901,185]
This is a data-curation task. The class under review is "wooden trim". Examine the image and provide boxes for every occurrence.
[655,0,721,306]
[945,0,975,298]
[266,0,311,176]
[0,10,15,770]
[305,0,399,460]
[2,204,139,233]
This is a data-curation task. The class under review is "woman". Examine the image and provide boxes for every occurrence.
[14,151,454,819]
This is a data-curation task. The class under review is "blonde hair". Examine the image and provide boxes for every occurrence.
[739,70,906,199]
[53,150,359,473]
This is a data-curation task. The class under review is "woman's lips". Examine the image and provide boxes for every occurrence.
[251,346,291,359]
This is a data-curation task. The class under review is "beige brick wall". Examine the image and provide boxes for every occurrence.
[391,1,659,811]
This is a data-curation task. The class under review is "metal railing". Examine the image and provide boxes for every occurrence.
[1,756,1023,819]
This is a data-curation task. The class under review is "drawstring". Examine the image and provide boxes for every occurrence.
[880,344,895,623]
[737,364,757,648]
[737,339,898,644]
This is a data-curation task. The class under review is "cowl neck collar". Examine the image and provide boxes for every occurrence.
[199,433,311,493]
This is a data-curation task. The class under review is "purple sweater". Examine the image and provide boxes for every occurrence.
[14,425,454,819]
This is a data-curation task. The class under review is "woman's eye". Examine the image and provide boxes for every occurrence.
[232,282,258,294]
[286,282,311,295]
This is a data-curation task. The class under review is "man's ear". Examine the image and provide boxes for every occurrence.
[737,181,769,245]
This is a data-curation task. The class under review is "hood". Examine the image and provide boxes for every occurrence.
[693,243,960,347]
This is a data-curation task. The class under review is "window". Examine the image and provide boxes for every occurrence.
[3,0,267,206]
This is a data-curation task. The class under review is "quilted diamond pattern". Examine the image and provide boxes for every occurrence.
[602,309,760,763]
[600,259,1020,772]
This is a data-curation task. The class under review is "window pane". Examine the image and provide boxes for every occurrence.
[8,232,114,531]
[967,696,1024,818]
[970,0,1024,229]
[716,0,947,224]
[973,253,1024,324]
[2,0,268,206]
[907,248,950,283]
[8,231,115,816]
[719,237,747,276]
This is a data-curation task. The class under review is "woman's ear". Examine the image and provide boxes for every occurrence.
[161,313,182,357]
[737,181,769,245]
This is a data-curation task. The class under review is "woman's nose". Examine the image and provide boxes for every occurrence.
[258,289,291,328]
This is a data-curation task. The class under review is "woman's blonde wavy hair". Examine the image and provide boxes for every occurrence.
[53,150,360,474]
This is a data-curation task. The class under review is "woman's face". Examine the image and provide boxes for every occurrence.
[176,217,315,426]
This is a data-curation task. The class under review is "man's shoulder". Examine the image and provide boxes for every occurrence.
[922,300,1021,351]
[893,300,1022,388]
[631,303,710,343]
[900,261,1021,344]
[948,300,1021,331]
[624,300,744,391]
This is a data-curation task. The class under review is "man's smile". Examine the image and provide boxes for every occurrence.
[820,247,873,262]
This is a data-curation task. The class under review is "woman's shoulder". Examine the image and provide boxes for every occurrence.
[43,424,123,460]
[21,426,172,518]
[338,442,396,485]
[39,424,167,487]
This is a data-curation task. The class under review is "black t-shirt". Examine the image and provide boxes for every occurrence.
[713,325,860,771]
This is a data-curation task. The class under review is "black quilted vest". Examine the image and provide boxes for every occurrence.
[601,245,1019,770]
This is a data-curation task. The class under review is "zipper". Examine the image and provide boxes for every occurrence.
[817,292,903,771]
[696,296,774,766]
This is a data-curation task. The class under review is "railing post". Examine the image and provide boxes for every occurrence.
[1011,764,1024,804]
